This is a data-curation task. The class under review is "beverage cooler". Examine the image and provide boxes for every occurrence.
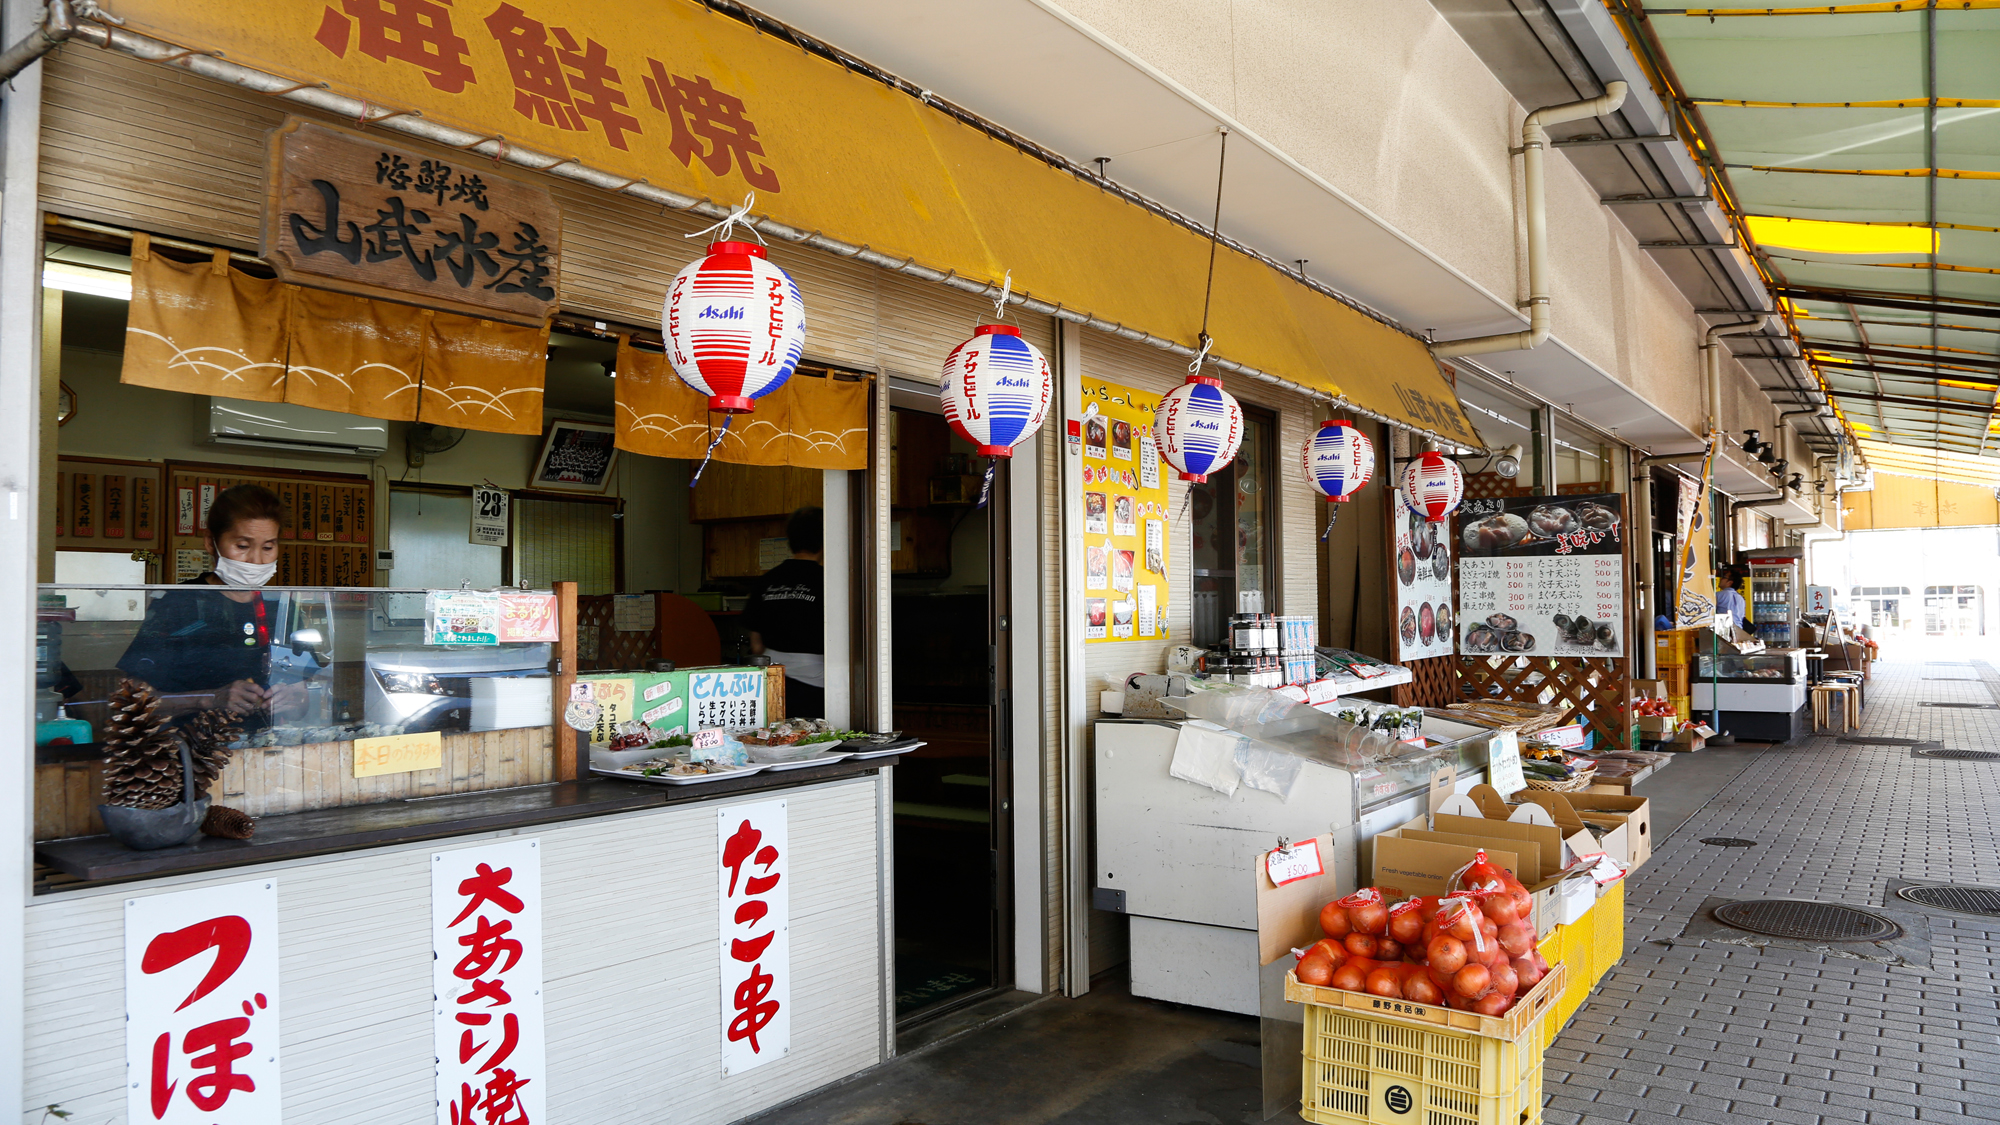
[1694,648,1808,742]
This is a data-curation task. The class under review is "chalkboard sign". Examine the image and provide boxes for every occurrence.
[529,420,619,494]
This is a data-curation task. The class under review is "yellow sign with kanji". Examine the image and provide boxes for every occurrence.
[1078,378,1171,644]
[352,730,444,778]
[102,0,1475,442]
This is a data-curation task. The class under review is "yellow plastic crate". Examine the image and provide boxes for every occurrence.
[1594,882,1625,973]
[1656,629,1695,664]
[1288,965,1564,1125]
[1537,929,1567,1050]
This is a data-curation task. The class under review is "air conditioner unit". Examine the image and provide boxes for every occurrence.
[204,397,388,457]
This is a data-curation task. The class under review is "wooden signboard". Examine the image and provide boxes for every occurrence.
[261,117,561,326]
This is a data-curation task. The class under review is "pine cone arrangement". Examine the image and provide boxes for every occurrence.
[201,806,255,839]
[100,679,186,810]
[178,707,244,802]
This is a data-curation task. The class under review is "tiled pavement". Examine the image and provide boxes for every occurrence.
[1542,646,2000,1124]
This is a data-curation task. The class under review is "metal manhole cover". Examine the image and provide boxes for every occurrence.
[1840,736,1935,746]
[1713,900,1902,942]
[1922,702,2000,709]
[1896,884,2000,917]
[1913,748,2000,761]
[1701,837,1759,847]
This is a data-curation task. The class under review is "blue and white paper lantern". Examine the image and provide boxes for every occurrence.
[939,325,1053,458]
[1156,376,1245,483]
[663,241,806,415]
[1302,419,1375,502]
[1399,450,1465,524]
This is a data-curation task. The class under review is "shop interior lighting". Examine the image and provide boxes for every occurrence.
[1740,429,1762,453]
[1770,458,1789,479]
[1755,442,1777,465]
[1787,473,1805,493]
[601,361,616,379]
[42,261,132,301]
[1494,443,1523,479]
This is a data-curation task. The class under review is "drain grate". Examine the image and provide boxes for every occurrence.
[1921,701,2000,709]
[1713,900,1902,942]
[1701,837,1759,848]
[1840,736,1937,746]
[1913,747,2000,761]
[1923,677,1978,681]
[1897,884,2000,917]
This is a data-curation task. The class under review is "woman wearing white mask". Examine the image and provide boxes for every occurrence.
[119,484,309,722]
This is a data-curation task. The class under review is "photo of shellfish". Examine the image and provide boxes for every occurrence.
[1527,504,1578,539]
[1462,512,1530,551]
[1464,625,1499,652]
[1400,606,1419,645]
[1419,602,1436,644]
[1398,546,1417,586]
[1553,613,1618,651]
[1436,604,1454,638]
[1484,612,1518,631]
[1408,511,1438,560]
[1574,501,1620,533]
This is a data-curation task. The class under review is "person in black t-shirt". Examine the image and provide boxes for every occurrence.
[118,484,311,727]
[741,507,826,719]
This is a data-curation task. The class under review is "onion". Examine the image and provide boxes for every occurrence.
[1489,962,1519,998]
[1509,888,1534,917]
[1388,907,1425,945]
[1426,936,1467,976]
[1471,990,1513,1016]
[1403,967,1444,1005]
[1344,933,1378,958]
[1480,892,1521,926]
[1310,938,1349,968]
[1511,954,1544,988]
[1497,920,1535,958]
[1418,897,1444,923]
[1452,963,1491,998]
[1445,910,1480,943]
[1365,966,1403,998]
[1319,901,1352,939]
[1375,937,1404,963]
[1297,951,1334,986]
[1348,902,1389,936]
[1330,959,1368,992]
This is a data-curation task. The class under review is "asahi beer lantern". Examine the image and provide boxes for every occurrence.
[663,241,806,414]
[1156,376,1244,482]
[1399,450,1465,524]
[1303,419,1375,502]
[939,325,1053,458]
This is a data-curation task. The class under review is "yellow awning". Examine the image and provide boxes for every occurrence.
[1858,439,2000,489]
[103,0,1476,444]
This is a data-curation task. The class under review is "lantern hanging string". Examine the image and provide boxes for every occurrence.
[991,270,1012,323]
[685,192,765,245]
[1320,505,1340,543]
[688,415,734,488]
[976,459,998,509]
[1191,128,1230,379]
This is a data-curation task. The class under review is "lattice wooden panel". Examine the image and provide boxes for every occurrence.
[574,594,656,671]
[1394,656,1460,707]
[1463,471,1531,500]
[1454,654,1630,752]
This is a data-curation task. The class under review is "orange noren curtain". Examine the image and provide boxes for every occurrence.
[121,234,289,402]
[613,338,866,470]
[419,311,548,435]
[282,286,425,420]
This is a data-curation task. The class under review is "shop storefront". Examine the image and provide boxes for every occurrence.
[16,2,1484,1121]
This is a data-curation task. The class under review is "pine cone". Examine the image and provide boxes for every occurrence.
[101,679,188,810]
[201,806,255,839]
[179,708,244,802]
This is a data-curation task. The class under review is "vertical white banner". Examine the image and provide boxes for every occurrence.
[718,799,790,1076]
[434,838,546,1125]
[126,880,283,1125]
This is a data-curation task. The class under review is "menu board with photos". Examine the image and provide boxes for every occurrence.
[1454,493,1625,657]
[1077,377,1171,643]
[1393,497,1455,660]
[166,463,374,587]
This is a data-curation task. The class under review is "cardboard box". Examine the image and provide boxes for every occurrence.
[1636,715,1676,737]
[1633,679,1667,701]
[1671,725,1704,750]
[1516,791,1652,872]
[1372,802,1594,938]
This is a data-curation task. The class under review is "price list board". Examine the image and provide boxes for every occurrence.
[1454,493,1625,657]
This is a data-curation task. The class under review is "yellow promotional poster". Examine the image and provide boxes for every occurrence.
[104,0,1474,443]
[1673,451,1716,628]
[1079,378,1171,644]
[352,730,444,778]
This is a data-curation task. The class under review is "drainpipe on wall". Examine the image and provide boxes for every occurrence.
[1432,82,1629,359]
[0,0,84,85]
[1704,315,1775,440]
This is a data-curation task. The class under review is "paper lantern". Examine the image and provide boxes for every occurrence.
[939,325,1053,458]
[662,241,805,414]
[1398,451,1464,524]
[1302,419,1375,502]
[1155,376,1244,483]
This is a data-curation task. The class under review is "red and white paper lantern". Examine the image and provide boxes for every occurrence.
[939,325,1053,458]
[1398,451,1465,524]
[1302,419,1375,502]
[1156,376,1245,482]
[663,241,806,414]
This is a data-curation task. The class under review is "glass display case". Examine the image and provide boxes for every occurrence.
[1696,648,1806,686]
[1749,557,1802,648]
[38,584,555,745]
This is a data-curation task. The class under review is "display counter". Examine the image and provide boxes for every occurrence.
[1693,647,1808,741]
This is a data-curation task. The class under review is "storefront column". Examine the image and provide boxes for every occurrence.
[1055,319,1090,997]
[1008,432,1046,993]
[823,469,852,730]
[0,0,45,1100]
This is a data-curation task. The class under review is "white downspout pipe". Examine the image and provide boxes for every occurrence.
[1433,81,1628,359]
[1704,315,1775,441]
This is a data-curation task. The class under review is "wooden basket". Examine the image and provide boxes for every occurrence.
[1523,769,1596,792]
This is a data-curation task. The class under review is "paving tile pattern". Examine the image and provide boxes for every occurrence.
[1543,654,2000,1124]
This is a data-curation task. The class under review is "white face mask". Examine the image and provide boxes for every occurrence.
[214,555,277,587]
